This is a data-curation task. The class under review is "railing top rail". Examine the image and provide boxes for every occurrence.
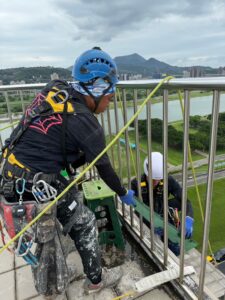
[1,77,225,91]
[0,83,46,91]
[117,77,225,89]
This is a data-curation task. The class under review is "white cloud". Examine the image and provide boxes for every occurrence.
[0,0,225,69]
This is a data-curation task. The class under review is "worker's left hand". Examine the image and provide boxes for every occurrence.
[185,216,194,239]
[120,189,136,206]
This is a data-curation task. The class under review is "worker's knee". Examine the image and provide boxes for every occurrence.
[68,209,97,244]
[73,204,96,229]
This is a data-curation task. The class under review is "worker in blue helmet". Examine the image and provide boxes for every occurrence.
[1,47,136,296]
[71,46,118,113]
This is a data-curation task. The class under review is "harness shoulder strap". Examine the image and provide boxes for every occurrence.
[6,80,74,151]
[2,80,92,176]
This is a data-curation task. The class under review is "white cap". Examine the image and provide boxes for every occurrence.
[143,152,163,179]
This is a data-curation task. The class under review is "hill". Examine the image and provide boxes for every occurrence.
[0,67,72,85]
[0,54,220,84]
[114,53,217,77]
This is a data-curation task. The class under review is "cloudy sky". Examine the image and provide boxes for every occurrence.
[1,0,225,69]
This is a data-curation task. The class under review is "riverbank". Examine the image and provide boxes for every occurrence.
[110,90,216,109]
[0,90,221,111]
[188,178,225,252]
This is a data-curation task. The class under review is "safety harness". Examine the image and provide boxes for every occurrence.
[0,80,90,266]
[1,80,90,179]
[140,179,181,228]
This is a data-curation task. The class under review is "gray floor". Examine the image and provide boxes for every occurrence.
[0,246,173,300]
[0,220,174,300]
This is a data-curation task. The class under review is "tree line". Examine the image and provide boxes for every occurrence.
[0,67,72,85]
[131,113,225,152]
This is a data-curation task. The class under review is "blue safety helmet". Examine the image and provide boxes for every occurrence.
[72,47,118,85]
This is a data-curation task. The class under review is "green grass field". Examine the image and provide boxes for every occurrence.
[188,178,225,253]
[106,132,203,178]
[172,121,198,135]
[127,132,202,165]
[109,143,146,179]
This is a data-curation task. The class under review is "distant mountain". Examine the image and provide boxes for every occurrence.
[114,53,184,76]
[0,54,220,84]
[114,53,217,77]
[114,53,150,77]
[147,57,183,74]
[115,53,147,66]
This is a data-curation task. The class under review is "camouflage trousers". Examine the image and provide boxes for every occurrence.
[57,188,102,284]
[33,187,102,296]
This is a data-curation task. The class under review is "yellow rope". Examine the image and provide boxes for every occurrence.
[0,76,173,254]
[111,290,136,300]
[0,121,19,132]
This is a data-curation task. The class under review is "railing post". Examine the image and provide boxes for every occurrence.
[134,88,143,237]
[163,89,169,266]
[19,90,25,113]
[4,91,14,130]
[106,107,115,168]
[122,88,131,216]
[198,90,220,300]
[179,89,190,281]
[113,92,123,209]
[146,99,155,251]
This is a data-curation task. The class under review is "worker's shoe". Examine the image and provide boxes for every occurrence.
[83,266,122,295]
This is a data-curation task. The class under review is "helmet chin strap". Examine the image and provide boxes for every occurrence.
[79,82,113,113]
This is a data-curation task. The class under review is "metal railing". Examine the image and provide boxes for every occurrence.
[1,77,225,299]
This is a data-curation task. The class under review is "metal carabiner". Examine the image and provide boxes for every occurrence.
[15,178,26,204]
[32,172,43,185]
[32,180,57,203]
[15,235,30,257]
[52,90,69,104]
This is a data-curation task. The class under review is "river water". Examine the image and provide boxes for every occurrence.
[1,94,225,142]
[98,94,225,134]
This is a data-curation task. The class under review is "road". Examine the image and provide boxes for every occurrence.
[168,154,225,173]
[173,169,225,187]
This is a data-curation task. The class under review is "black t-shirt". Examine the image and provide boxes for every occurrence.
[8,87,126,196]
[13,110,108,173]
